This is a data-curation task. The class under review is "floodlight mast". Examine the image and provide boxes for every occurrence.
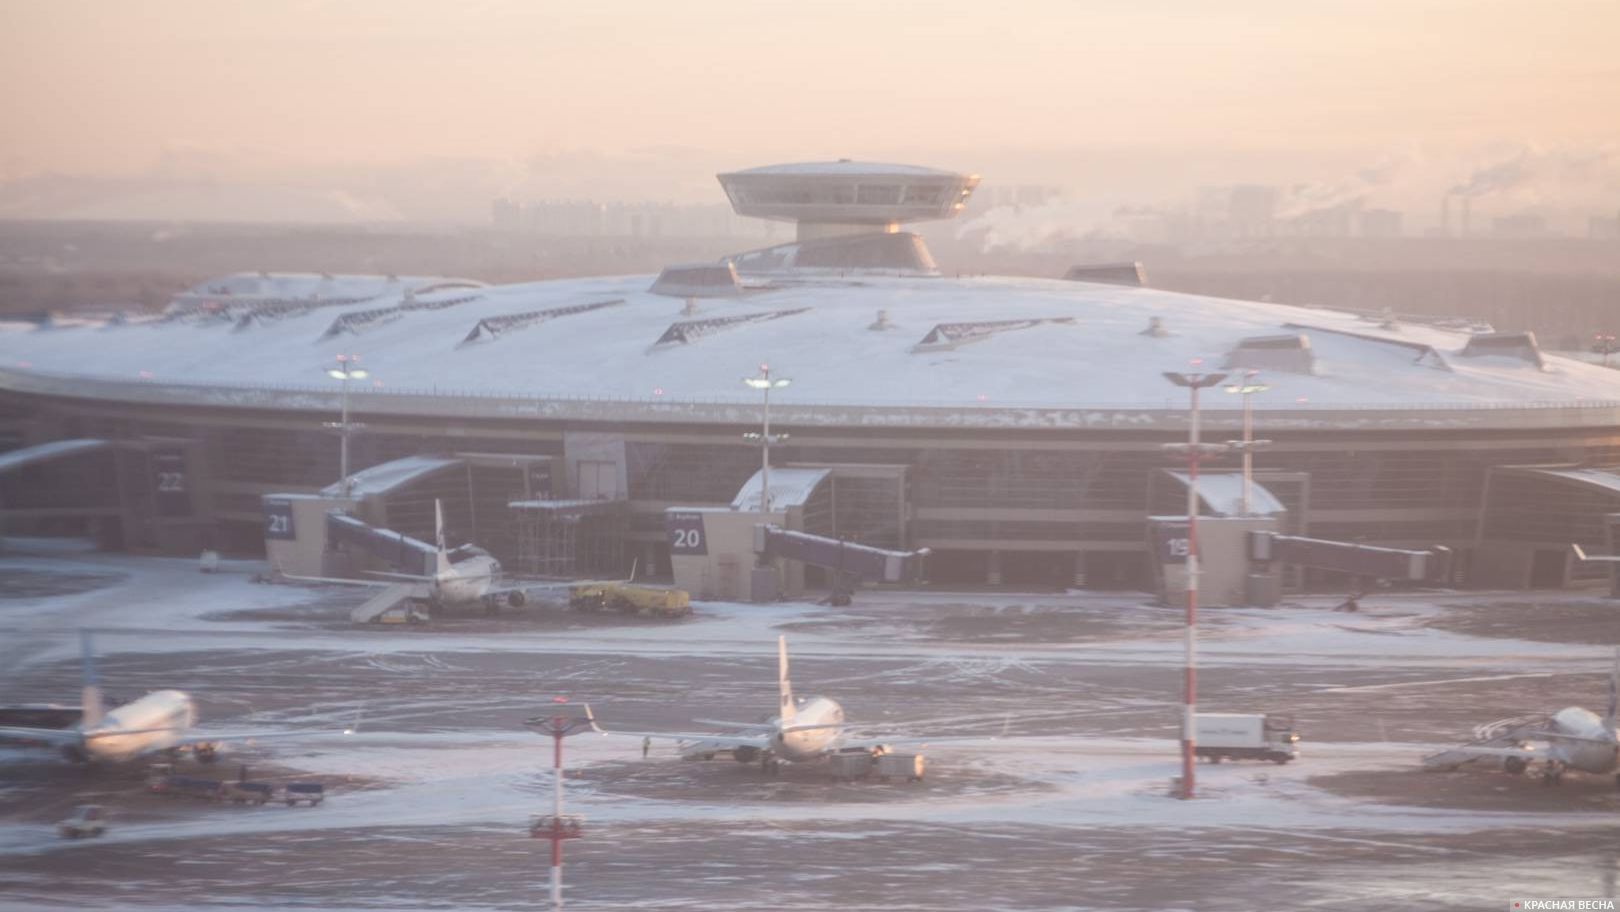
[742,363,791,513]
[525,701,596,911]
[324,354,369,498]
[1223,370,1272,516]
[1162,368,1228,801]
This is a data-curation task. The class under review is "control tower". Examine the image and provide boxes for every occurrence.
[717,160,980,242]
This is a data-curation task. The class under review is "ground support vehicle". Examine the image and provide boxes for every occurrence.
[1194,713,1300,764]
[57,805,106,839]
[568,582,691,618]
[284,782,325,806]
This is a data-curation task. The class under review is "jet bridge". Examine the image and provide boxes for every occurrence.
[753,524,929,604]
[325,510,437,578]
[1248,532,1452,583]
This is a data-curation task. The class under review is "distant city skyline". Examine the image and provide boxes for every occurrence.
[1,1,1616,224]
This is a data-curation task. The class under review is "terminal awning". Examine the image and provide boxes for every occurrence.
[1164,471,1285,517]
[321,456,461,498]
[1505,465,1620,495]
[0,439,109,474]
[731,468,831,512]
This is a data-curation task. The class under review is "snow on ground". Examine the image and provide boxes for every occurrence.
[3,542,1620,909]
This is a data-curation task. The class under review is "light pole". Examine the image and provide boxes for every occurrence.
[525,699,597,912]
[1162,368,1228,801]
[1223,371,1272,516]
[742,363,791,513]
[325,354,368,498]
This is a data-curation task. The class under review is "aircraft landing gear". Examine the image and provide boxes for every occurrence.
[482,595,499,617]
[1541,762,1565,786]
[761,756,781,776]
[195,744,219,764]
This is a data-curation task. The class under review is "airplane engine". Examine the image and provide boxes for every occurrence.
[507,590,527,607]
[733,746,761,764]
[1503,756,1528,775]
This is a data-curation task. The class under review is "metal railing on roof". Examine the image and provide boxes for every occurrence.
[2,366,1619,432]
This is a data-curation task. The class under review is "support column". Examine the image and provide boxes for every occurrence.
[1072,551,1087,589]
[986,550,1002,586]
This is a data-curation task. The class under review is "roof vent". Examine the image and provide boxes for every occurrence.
[1063,262,1146,287]
[912,317,1075,353]
[1225,333,1315,375]
[869,309,895,331]
[1140,316,1169,338]
[1458,331,1546,369]
[458,298,624,347]
[651,308,810,349]
[649,262,743,298]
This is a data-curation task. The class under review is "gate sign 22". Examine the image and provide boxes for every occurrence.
[665,510,708,556]
[151,449,191,517]
[263,498,296,541]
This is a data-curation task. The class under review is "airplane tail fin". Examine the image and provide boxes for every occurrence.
[433,500,453,577]
[80,630,104,728]
[777,635,796,723]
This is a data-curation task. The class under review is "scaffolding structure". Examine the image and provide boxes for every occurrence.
[511,499,628,579]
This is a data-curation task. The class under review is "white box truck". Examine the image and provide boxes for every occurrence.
[1194,713,1299,764]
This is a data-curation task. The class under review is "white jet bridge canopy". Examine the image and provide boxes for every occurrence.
[1164,471,1286,517]
[731,468,832,512]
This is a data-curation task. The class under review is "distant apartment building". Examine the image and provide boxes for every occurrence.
[491,198,777,240]
[1356,208,1403,238]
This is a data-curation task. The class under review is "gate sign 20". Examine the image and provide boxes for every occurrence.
[665,511,708,556]
[263,498,296,541]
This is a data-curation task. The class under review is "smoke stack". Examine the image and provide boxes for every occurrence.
[1441,195,1452,237]
[1460,197,1472,238]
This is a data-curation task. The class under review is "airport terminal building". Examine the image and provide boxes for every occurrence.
[4,161,1620,593]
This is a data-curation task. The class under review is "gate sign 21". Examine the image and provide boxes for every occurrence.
[263,498,296,541]
[665,511,708,556]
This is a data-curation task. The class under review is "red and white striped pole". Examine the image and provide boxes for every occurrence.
[1163,368,1227,801]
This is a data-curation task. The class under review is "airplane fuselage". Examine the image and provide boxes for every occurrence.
[430,556,501,605]
[773,696,844,762]
[77,690,196,763]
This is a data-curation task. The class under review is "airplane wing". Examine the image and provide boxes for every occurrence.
[279,571,396,589]
[362,570,437,583]
[0,725,82,749]
[167,728,337,749]
[691,718,778,732]
[603,728,772,751]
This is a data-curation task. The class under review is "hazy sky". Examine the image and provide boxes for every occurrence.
[2,0,1617,218]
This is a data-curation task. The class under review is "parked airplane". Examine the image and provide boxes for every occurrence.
[281,500,531,622]
[610,635,891,773]
[0,633,329,764]
[1424,649,1620,786]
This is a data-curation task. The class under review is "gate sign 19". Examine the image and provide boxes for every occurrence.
[665,510,708,556]
[1154,521,1190,564]
[263,498,296,541]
